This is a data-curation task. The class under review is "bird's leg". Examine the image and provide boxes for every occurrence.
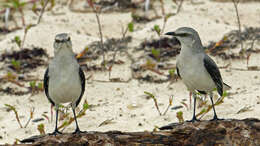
[72,107,83,134]
[50,106,62,135]
[209,92,223,121]
[187,92,200,122]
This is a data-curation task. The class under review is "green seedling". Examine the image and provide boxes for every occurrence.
[168,69,175,79]
[29,81,36,89]
[144,91,162,115]
[24,107,34,128]
[5,104,23,128]
[145,59,156,69]
[37,123,45,135]
[162,95,174,115]
[128,22,134,32]
[14,36,21,47]
[176,111,184,123]
[153,25,161,36]
[29,81,44,94]
[151,48,160,61]
[6,72,16,80]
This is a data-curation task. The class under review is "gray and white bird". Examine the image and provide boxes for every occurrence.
[44,33,85,134]
[165,27,230,122]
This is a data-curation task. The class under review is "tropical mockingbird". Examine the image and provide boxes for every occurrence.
[44,33,85,134]
[165,27,230,122]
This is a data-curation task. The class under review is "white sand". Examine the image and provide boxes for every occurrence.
[0,0,260,144]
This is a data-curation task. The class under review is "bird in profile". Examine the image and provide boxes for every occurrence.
[44,33,85,134]
[165,27,230,122]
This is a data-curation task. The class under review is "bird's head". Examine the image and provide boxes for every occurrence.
[165,27,203,50]
[53,33,72,55]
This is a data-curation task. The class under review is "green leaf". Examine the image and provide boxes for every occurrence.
[153,25,161,35]
[176,111,184,123]
[37,82,43,90]
[128,22,134,32]
[151,48,160,61]
[14,36,21,47]
[11,59,21,71]
[168,69,175,77]
[83,103,89,110]
[37,123,45,135]
[29,81,36,89]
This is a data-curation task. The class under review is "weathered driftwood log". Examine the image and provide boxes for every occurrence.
[20,118,260,146]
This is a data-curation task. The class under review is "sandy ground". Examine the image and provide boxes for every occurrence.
[0,0,260,144]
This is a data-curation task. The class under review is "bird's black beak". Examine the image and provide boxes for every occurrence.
[164,32,176,36]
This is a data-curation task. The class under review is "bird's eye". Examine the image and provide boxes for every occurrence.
[67,37,71,41]
[55,39,62,43]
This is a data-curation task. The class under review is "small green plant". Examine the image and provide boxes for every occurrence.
[11,59,21,71]
[144,91,173,116]
[151,48,160,61]
[144,91,161,115]
[14,36,21,48]
[153,25,161,36]
[29,81,44,94]
[128,22,134,32]
[145,59,156,69]
[168,69,176,79]
[37,123,45,135]
[5,104,23,128]
[176,111,184,123]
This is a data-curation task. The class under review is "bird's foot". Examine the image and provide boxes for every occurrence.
[49,130,62,136]
[187,117,200,122]
[72,128,84,134]
[210,115,223,121]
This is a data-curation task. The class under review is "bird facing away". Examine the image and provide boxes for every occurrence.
[165,27,230,122]
[44,33,85,134]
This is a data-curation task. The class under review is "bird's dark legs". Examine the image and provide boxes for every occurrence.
[209,92,222,121]
[72,107,83,134]
[187,93,199,122]
[50,106,62,135]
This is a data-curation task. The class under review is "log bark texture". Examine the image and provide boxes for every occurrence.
[20,118,260,146]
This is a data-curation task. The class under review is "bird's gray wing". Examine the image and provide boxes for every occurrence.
[75,67,85,107]
[44,68,55,105]
[176,66,181,79]
[203,55,223,96]
[176,61,181,79]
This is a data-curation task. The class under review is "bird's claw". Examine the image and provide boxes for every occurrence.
[210,116,224,121]
[72,128,84,134]
[187,117,200,122]
[49,130,62,136]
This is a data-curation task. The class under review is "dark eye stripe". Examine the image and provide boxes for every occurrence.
[55,37,70,43]
[176,33,189,37]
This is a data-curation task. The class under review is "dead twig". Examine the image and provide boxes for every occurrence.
[87,0,106,66]
[162,96,173,115]
[231,0,244,53]
[37,0,50,25]
[24,107,35,128]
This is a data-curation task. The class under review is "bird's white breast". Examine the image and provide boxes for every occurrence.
[177,51,216,92]
[48,55,81,105]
